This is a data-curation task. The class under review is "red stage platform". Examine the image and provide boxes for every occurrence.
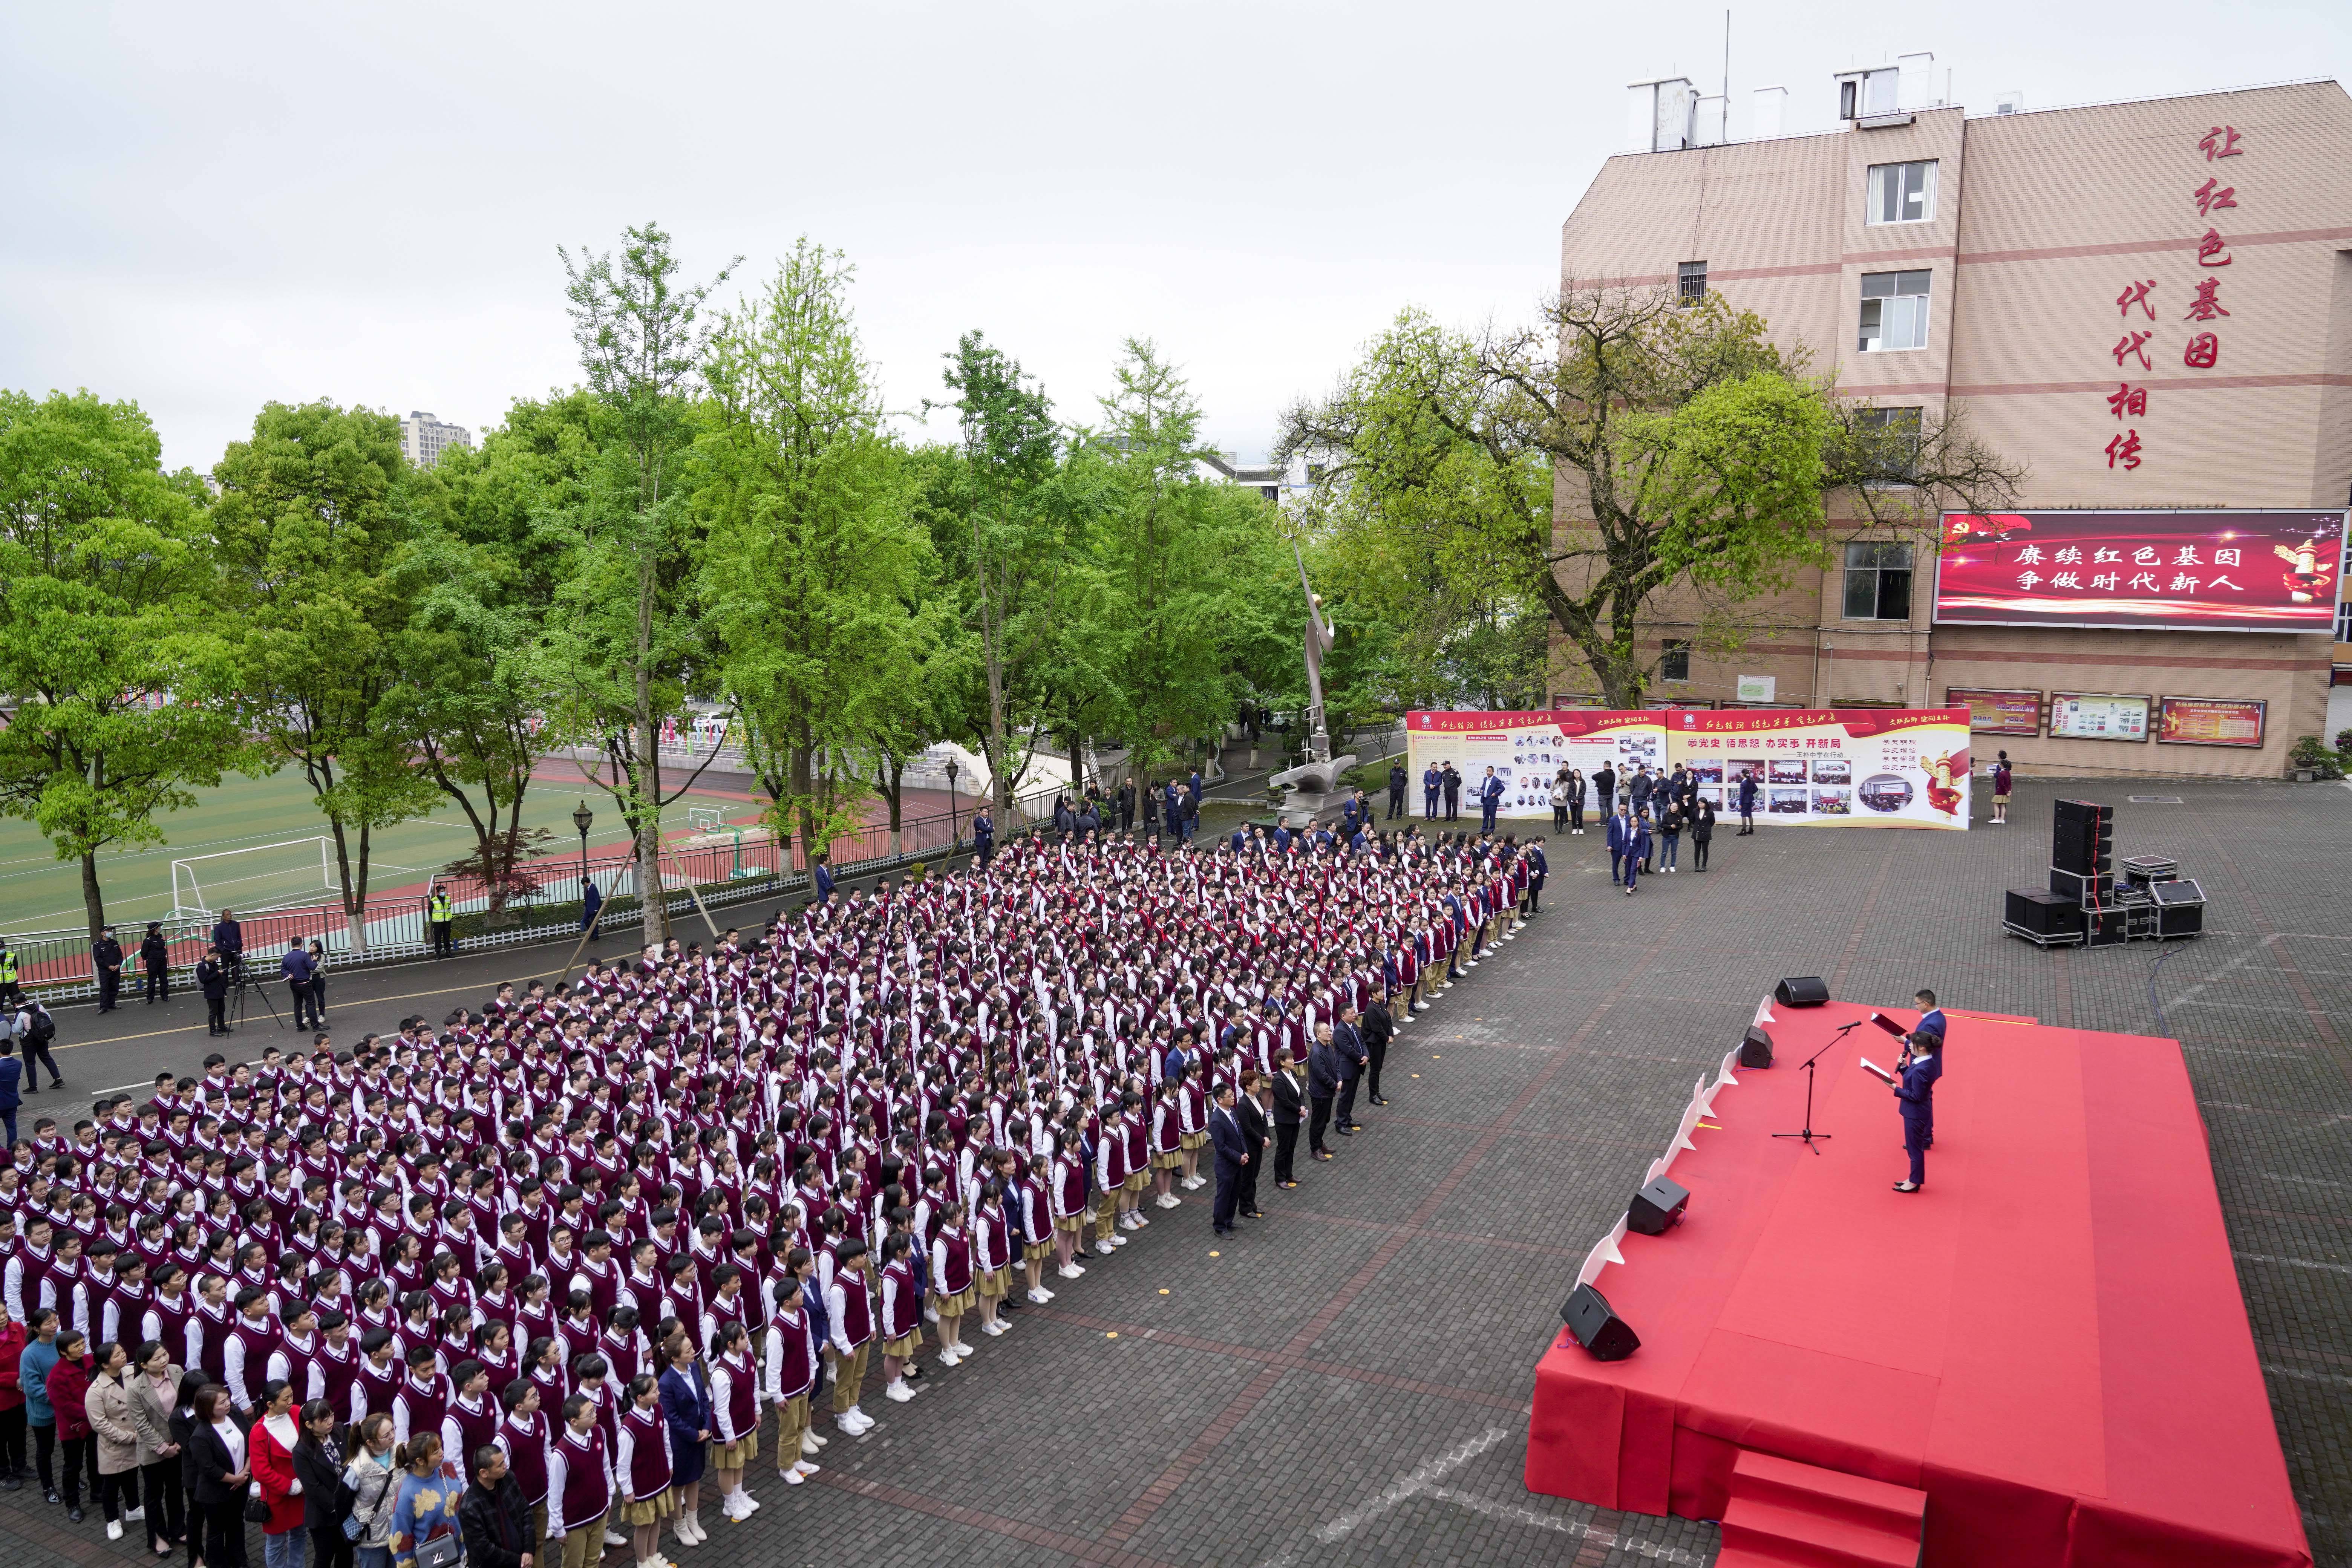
[1525,998,2310,1568]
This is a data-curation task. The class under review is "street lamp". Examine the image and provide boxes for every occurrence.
[944,756,961,853]
[573,802,594,900]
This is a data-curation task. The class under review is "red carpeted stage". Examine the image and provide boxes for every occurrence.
[1525,998,2311,1568]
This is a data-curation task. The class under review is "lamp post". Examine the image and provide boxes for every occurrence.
[944,756,961,853]
[572,801,594,901]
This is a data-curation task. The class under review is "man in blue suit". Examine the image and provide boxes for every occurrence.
[1606,802,1635,885]
[1208,1082,1249,1235]
[813,853,836,905]
[1892,1032,1940,1192]
[1612,808,1652,896]
[1422,764,1441,821]
[1478,767,1504,834]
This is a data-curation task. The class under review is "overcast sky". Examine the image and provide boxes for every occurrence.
[4,1,2346,475]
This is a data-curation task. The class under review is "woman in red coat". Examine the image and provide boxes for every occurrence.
[47,1329,96,1520]
[246,1380,310,1563]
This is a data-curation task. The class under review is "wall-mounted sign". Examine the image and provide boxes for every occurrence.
[1935,509,2344,631]
[2154,696,2266,747]
[1736,675,1777,703]
[2049,692,2151,741]
[1946,687,2042,736]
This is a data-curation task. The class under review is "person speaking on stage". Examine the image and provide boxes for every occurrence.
[1891,1031,1941,1193]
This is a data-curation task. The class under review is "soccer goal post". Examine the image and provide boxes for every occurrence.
[170,836,338,920]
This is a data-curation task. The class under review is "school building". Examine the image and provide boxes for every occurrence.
[1552,67,2352,776]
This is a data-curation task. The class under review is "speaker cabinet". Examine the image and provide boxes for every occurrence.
[1627,1176,1689,1236]
[2054,798,2113,829]
[1773,975,1830,1008]
[2005,888,2083,937]
[1739,1025,1774,1069]
[2049,867,2116,902]
[1560,1283,1640,1362]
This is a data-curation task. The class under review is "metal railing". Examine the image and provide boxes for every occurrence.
[2,779,1076,1002]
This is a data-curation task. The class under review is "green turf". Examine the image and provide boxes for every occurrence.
[0,766,760,936]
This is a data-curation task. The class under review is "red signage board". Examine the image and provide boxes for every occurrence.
[2154,696,2267,747]
[1946,688,2042,736]
[1934,509,2344,631]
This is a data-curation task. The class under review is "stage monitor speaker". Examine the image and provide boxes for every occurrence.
[1626,1176,1689,1236]
[1739,1025,1774,1068]
[1560,1283,1640,1362]
[1774,975,1830,1008]
[2054,798,2112,829]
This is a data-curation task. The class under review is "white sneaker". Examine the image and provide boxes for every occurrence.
[885,1378,916,1402]
[939,1348,961,1367]
[1027,1287,1051,1303]
[737,1490,760,1515]
[107,1522,123,1541]
[781,1467,805,1485]
[1057,1262,1085,1279]
[1107,1233,1128,1247]
[1156,1193,1181,1210]
[981,1318,1008,1335]
[795,1459,819,1477]
[605,1528,629,1547]
[924,1304,940,1323]
[719,1495,744,1523]
[125,1508,144,1522]
[838,1408,869,1434]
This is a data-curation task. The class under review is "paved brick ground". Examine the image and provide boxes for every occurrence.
[3,775,2347,1567]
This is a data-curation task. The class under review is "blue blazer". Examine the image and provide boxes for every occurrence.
[1606,814,1637,854]
[1896,1055,1941,1118]
[1208,1108,1247,1170]
[659,1363,714,1450]
[0,1055,19,1110]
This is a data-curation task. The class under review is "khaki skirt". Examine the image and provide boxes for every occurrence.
[1123,1171,1148,1192]
[975,1266,1010,1298]
[935,1287,974,1317]
[1055,1213,1083,1234]
[1180,1130,1209,1152]
[1152,1149,1182,1170]
[1023,1237,1055,1262]
[880,1328,923,1358]
[710,1432,759,1468]
[621,1489,678,1527]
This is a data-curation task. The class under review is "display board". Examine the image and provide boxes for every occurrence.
[1946,687,2043,736]
[1404,707,1969,829]
[1934,508,2345,632]
[2049,692,2151,741]
[2154,696,2266,747]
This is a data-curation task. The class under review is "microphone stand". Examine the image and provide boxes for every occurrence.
[1774,1020,1862,1153]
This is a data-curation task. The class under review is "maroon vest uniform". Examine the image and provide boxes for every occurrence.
[936,1230,973,1297]
[767,1308,814,1401]
[573,1257,620,1323]
[714,1352,758,1439]
[597,1329,642,1390]
[446,1393,500,1482]
[395,1372,449,1444]
[353,1357,402,1421]
[145,1291,196,1362]
[620,1271,665,1329]
[833,1266,873,1349]
[620,1404,671,1501]
[880,1257,919,1339]
[230,1312,281,1396]
[191,1302,232,1382]
[314,1336,361,1416]
[556,1426,611,1525]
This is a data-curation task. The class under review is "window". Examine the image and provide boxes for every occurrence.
[1866,161,1937,224]
[2337,599,2352,642]
[1260,485,1280,501]
[1660,640,1692,682]
[1843,541,1914,620]
[1678,261,1707,303]
[1852,406,1923,482]
[1857,270,1931,352]
[1306,463,1327,484]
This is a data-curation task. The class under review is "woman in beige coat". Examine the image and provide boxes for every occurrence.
[86,1341,145,1540]
[126,1345,186,1557]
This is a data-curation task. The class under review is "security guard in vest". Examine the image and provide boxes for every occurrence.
[0,940,17,1006]
[428,885,455,958]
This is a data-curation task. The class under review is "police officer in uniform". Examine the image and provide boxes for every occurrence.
[90,926,124,1012]
[0,938,22,1007]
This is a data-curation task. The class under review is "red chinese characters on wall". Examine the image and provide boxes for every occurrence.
[2183,278,2228,322]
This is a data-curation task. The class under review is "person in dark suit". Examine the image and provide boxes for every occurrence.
[1478,768,1503,834]
[1306,1026,1341,1161]
[1360,998,1393,1107]
[813,853,836,906]
[1421,764,1440,821]
[1441,764,1461,823]
[971,808,994,867]
[139,922,170,1002]
[1235,1072,1270,1218]
[90,927,123,1013]
[0,1041,20,1146]
[1332,1006,1369,1133]
[1116,778,1135,832]
[1386,763,1407,821]
[1892,1033,1940,1193]
[186,1386,249,1568]
[1618,810,1652,896]
[1207,1084,1248,1236]
[209,911,243,979]
[279,939,320,1030]
[197,948,230,1038]
[1606,802,1636,886]
[1270,1051,1306,1187]
[1908,992,1946,1148]
[1690,797,1716,871]
[1592,763,1615,822]
[1736,769,1759,833]
[1523,840,1549,912]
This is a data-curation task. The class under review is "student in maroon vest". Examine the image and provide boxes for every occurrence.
[928,1202,975,1369]
[612,1373,675,1568]
[704,1321,761,1522]
[312,1311,364,1431]
[822,1239,876,1436]
[761,1274,819,1485]
[141,1263,199,1374]
[390,1343,450,1458]
[224,1285,283,1415]
[524,1334,569,1410]
[472,1320,521,1404]
[545,1392,615,1568]
[495,1380,554,1559]
[352,1328,403,1428]
[875,1230,924,1406]
[438,1358,500,1486]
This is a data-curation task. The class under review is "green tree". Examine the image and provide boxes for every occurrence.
[925,332,1071,816]
[0,390,253,939]
[1282,289,2023,708]
[540,224,738,946]
[212,400,439,952]
[697,240,950,871]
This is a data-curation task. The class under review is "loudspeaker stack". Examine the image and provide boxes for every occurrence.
[2004,797,2205,949]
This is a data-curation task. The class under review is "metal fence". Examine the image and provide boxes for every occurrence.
[3,779,1073,1003]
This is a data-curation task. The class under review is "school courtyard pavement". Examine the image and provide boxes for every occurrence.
[2,774,2347,1568]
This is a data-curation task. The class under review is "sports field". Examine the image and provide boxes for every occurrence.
[0,764,761,936]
